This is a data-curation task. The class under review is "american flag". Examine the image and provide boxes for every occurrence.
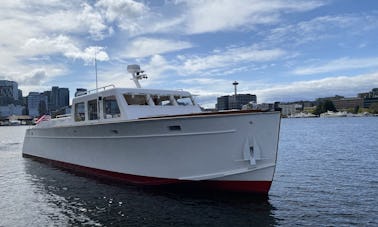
[35,115,51,124]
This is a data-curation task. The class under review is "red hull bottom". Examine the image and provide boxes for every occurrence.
[23,153,272,194]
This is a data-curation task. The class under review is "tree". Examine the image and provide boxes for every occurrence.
[369,103,378,114]
[323,100,336,112]
[313,100,336,115]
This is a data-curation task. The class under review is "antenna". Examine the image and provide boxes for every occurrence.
[127,65,147,88]
[95,51,98,92]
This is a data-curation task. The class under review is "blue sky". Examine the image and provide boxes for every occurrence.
[1,0,378,107]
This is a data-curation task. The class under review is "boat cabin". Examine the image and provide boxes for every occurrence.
[70,86,201,123]
[36,65,202,127]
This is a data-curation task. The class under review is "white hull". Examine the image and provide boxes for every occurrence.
[23,111,280,193]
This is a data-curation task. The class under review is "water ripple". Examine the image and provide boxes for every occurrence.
[1,119,378,226]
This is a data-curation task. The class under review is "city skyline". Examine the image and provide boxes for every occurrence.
[0,78,376,118]
[0,80,70,117]
[1,1,378,108]
[1,78,377,104]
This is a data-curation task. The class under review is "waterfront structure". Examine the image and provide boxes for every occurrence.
[23,65,281,194]
[363,97,378,108]
[372,88,378,97]
[359,88,378,98]
[333,97,364,111]
[242,102,275,111]
[279,103,302,117]
[0,104,24,117]
[359,88,378,109]
[216,94,257,110]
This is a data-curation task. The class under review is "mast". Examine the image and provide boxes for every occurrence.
[95,51,98,92]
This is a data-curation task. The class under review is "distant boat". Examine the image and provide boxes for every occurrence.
[288,112,317,118]
[22,65,281,194]
[320,111,347,118]
[9,120,21,126]
[346,112,372,117]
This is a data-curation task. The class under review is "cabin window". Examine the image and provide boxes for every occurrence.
[151,95,173,106]
[74,102,85,122]
[124,94,148,105]
[88,99,98,120]
[103,96,120,119]
[175,96,194,106]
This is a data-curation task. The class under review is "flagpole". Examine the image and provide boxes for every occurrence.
[94,49,100,120]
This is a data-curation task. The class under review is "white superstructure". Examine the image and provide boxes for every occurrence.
[23,65,281,194]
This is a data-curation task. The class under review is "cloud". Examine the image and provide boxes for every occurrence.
[123,38,193,58]
[14,65,68,95]
[22,35,79,56]
[181,46,285,75]
[0,1,112,41]
[263,13,378,47]
[95,0,151,36]
[0,0,113,89]
[293,57,378,75]
[255,73,378,102]
[31,2,111,40]
[22,35,109,63]
[96,0,148,22]
[77,3,111,40]
[182,0,325,34]
[66,46,110,64]
[117,44,285,87]
[92,0,325,37]
[22,70,48,86]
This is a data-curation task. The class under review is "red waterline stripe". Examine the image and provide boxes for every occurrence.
[23,153,271,194]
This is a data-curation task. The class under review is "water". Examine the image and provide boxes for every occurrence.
[0,117,377,226]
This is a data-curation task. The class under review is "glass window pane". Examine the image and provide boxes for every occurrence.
[103,96,120,119]
[151,95,173,106]
[74,102,85,121]
[124,94,148,105]
[175,96,193,106]
[88,99,98,120]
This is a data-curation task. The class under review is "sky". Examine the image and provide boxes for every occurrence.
[1,0,378,107]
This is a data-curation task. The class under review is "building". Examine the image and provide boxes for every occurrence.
[216,94,257,110]
[57,87,69,108]
[358,92,370,99]
[216,96,229,110]
[50,86,69,111]
[0,80,24,117]
[363,97,378,108]
[27,92,48,117]
[333,97,364,111]
[0,80,19,101]
[358,88,378,99]
[0,80,20,106]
